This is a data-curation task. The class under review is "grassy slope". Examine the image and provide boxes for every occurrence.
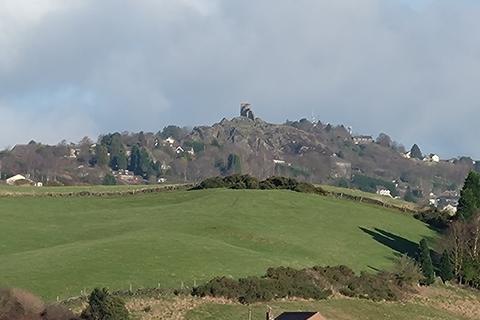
[185,298,469,320]
[0,189,435,300]
[320,185,422,211]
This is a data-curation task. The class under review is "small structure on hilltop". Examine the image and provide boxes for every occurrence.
[272,312,327,320]
[352,135,374,145]
[240,102,255,120]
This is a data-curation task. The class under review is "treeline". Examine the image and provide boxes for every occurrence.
[440,171,480,288]
[193,175,326,195]
[193,257,422,304]
[91,133,160,180]
[0,287,129,320]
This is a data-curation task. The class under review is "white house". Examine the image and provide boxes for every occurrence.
[377,189,393,198]
[175,146,185,154]
[403,151,412,159]
[442,204,458,216]
[165,137,176,145]
[423,154,440,163]
[187,148,195,156]
[273,159,286,164]
[6,174,27,185]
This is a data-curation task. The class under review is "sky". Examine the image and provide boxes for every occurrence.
[1,0,480,158]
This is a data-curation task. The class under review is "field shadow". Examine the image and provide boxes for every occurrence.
[359,227,419,258]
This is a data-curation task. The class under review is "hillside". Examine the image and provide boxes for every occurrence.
[0,188,435,300]
[0,112,475,205]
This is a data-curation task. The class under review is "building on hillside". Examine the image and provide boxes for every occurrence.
[442,204,458,216]
[377,188,393,198]
[6,174,27,185]
[423,153,440,163]
[273,312,327,320]
[187,147,195,156]
[175,146,185,154]
[165,137,176,145]
[352,135,374,145]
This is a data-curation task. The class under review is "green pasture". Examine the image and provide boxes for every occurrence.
[0,189,436,300]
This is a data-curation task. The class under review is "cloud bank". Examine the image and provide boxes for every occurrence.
[1,0,479,158]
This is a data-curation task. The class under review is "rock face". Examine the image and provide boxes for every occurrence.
[240,102,255,120]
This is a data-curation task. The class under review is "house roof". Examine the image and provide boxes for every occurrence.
[275,312,325,320]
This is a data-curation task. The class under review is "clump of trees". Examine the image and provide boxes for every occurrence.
[193,175,326,195]
[193,260,422,304]
[438,171,480,288]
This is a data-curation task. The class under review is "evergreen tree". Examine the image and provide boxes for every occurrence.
[81,288,129,320]
[410,144,423,160]
[418,239,435,285]
[227,154,242,174]
[94,145,109,167]
[110,153,128,171]
[458,171,480,220]
[439,250,454,282]
[128,145,141,174]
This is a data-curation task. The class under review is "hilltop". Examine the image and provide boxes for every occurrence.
[0,105,476,204]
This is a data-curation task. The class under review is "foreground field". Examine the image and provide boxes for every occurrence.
[121,285,480,320]
[0,189,435,300]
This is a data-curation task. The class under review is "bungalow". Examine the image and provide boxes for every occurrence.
[273,312,327,320]
[377,188,393,198]
[6,174,27,185]
[353,135,374,145]
[423,154,440,163]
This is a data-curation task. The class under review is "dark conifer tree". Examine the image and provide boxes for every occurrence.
[418,239,435,285]
[439,250,454,282]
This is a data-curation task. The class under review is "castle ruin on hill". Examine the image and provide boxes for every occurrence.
[240,102,255,120]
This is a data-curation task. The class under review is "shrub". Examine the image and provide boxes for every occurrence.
[102,174,117,186]
[80,288,129,320]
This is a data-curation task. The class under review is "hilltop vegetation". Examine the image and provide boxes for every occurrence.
[0,188,435,299]
[0,114,476,203]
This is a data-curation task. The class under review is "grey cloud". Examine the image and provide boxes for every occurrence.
[1,0,480,158]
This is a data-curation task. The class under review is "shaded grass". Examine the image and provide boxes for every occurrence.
[0,189,436,300]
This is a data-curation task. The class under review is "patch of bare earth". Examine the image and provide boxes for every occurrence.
[410,285,480,320]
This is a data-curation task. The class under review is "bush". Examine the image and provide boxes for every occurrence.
[81,288,129,320]
[193,264,415,304]
[102,174,117,186]
[194,175,326,195]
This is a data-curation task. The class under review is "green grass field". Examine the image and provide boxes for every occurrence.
[320,185,422,211]
[185,298,469,320]
[0,189,436,300]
